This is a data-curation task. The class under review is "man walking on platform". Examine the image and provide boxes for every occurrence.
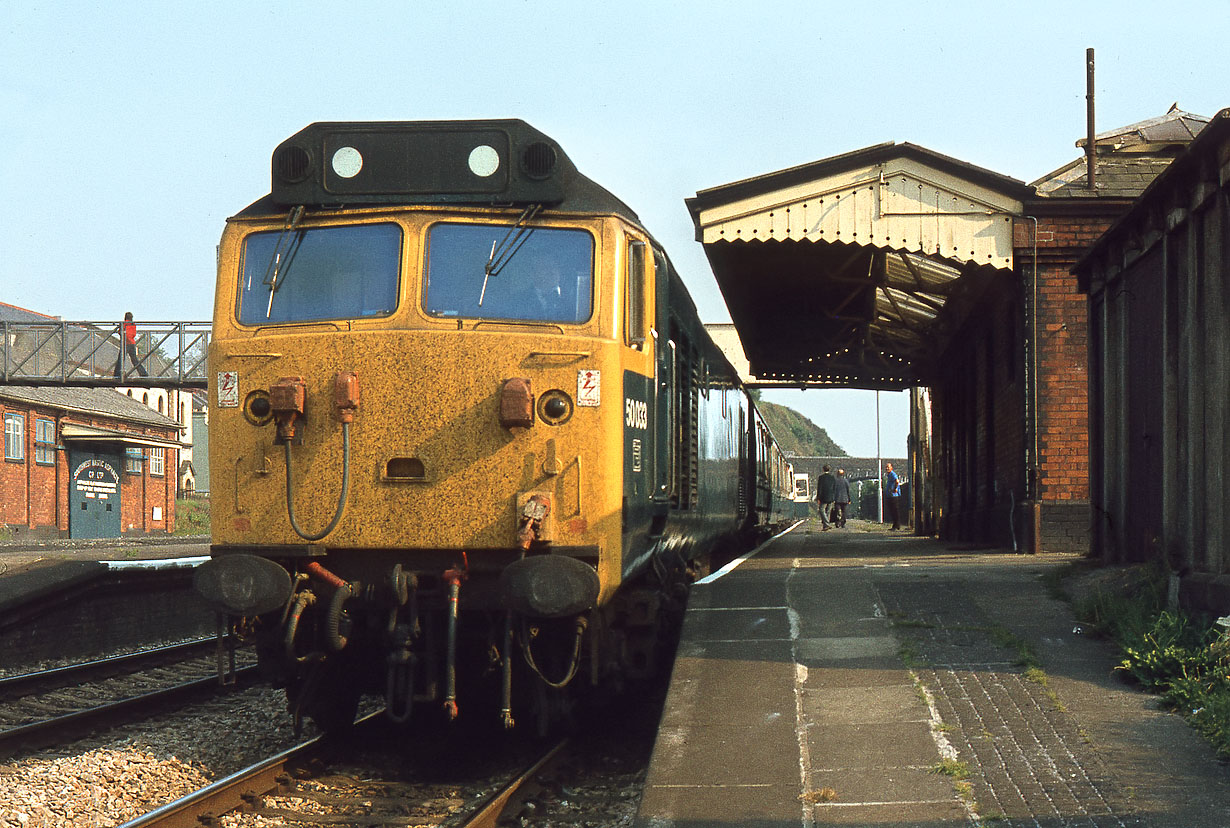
[833,468,851,528]
[816,464,837,531]
[885,462,901,530]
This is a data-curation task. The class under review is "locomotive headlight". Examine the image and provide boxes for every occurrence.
[538,389,573,425]
[499,555,600,618]
[193,555,293,616]
[243,390,274,425]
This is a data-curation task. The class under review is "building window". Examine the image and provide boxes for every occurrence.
[4,413,24,461]
[150,447,165,477]
[125,447,145,474]
[35,419,55,465]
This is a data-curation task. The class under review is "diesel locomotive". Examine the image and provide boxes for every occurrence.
[193,119,795,732]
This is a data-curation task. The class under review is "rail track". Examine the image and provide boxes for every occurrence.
[117,711,569,828]
[0,638,257,754]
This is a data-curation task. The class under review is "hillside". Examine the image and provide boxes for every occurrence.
[758,399,846,457]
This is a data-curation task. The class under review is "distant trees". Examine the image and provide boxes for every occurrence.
[757,400,845,457]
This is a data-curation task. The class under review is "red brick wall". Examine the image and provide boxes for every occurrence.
[1,404,32,527]
[1015,212,1120,552]
[1016,215,1114,504]
[0,399,177,537]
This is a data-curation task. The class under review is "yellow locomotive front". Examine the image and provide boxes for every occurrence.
[195,121,659,731]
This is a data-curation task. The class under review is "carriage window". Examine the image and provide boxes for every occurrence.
[237,223,401,324]
[424,223,593,324]
[626,241,646,347]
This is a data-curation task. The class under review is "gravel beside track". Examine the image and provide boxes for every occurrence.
[0,687,307,827]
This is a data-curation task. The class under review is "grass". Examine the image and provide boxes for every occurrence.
[928,758,970,779]
[1071,563,1230,758]
[174,497,210,536]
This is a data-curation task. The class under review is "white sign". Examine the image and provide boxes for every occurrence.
[218,371,240,408]
[577,370,600,407]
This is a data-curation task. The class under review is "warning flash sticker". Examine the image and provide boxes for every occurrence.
[576,370,600,407]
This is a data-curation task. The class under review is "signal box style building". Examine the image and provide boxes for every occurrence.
[0,386,183,539]
[1077,109,1230,612]
[689,107,1208,553]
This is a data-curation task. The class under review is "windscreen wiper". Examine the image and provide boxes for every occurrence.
[262,205,306,318]
[479,204,542,306]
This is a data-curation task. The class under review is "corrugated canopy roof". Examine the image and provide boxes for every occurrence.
[687,143,1029,389]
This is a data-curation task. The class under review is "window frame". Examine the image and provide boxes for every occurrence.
[626,240,647,348]
[422,221,596,325]
[34,418,56,465]
[149,447,165,477]
[235,221,403,326]
[125,447,145,475]
[4,413,24,462]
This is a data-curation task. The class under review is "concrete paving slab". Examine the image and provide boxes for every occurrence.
[796,635,900,661]
[683,605,793,641]
[805,766,958,808]
[640,781,805,827]
[806,720,941,769]
[802,684,927,725]
[809,799,969,826]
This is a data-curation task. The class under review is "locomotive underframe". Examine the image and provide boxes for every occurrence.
[221,543,688,732]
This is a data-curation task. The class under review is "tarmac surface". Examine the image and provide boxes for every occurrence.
[635,519,1230,828]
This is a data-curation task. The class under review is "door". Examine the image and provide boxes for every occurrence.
[652,250,674,504]
[70,449,122,538]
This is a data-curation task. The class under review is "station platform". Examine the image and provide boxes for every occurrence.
[635,520,1230,828]
[0,535,207,611]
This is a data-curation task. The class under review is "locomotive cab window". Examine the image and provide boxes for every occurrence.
[236,222,401,324]
[626,240,647,348]
[424,223,594,324]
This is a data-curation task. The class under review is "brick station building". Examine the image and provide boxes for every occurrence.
[689,106,1209,553]
[1,386,183,539]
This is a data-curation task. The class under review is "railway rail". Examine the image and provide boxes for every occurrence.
[0,638,257,754]
[117,711,568,828]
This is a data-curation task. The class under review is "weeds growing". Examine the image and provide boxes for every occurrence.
[174,497,211,536]
[1073,564,1230,757]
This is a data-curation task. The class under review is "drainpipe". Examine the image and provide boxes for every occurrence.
[1027,215,1041,554]
[1086,48,1097,191]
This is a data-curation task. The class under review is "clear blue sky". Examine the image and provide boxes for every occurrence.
[3,2,1226,456]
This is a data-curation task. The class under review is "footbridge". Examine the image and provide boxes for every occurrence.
[1,320,210,389]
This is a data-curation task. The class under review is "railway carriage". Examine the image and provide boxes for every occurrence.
[194,120,792,731]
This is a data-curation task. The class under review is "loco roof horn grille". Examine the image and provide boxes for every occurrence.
[275,145,312,184]
[522,141,558,179]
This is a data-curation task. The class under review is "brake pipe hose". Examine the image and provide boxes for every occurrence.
[285,422,351,541]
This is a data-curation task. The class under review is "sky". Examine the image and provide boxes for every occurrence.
[3,1,1227,457]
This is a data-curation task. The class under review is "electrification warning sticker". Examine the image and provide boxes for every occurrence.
[577,369,600,407]
[217,371,239,407]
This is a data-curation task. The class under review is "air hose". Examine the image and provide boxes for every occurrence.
[520,616,587,688]
[285,421,351,541]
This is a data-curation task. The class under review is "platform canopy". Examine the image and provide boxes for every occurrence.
[687,143,1033,389]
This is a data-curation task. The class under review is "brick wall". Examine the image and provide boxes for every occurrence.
[1016,213,1118,554]
[0,399,177,537]
[1038,499,1091,554]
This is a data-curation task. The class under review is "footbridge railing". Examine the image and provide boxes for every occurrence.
[1,321,210,389]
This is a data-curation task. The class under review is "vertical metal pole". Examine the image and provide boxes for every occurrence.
[876,390,883,524]
[1086,48,1096,191]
